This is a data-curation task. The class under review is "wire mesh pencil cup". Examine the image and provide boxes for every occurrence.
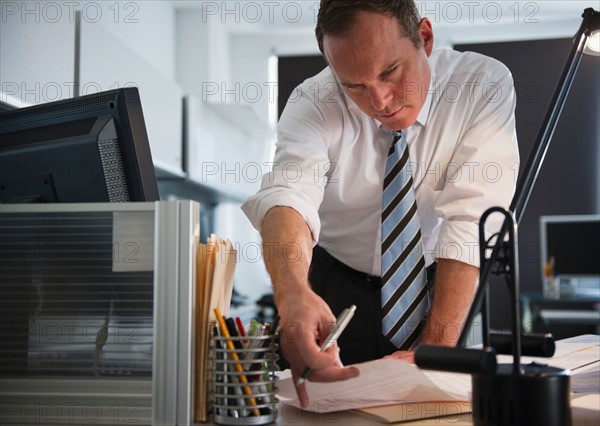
[210,329,279,425]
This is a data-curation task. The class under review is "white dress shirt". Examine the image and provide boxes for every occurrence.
[242,48,519,276]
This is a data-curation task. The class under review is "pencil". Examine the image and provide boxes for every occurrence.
[214,308,261,417]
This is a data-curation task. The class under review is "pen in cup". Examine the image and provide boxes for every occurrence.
[296,305,356,386]
[214,308,261,417]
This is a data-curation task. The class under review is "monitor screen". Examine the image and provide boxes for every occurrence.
[0,88,159,203]
[540,215,600,277]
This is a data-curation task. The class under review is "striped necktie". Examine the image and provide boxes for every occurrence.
[381,131,429,349]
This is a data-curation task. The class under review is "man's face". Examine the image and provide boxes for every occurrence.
[323,12,433,131]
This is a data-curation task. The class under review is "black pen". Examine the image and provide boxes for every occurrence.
[296,305,356,386]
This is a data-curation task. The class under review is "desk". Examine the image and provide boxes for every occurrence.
[271,335,600,426]
[275,390,600,425]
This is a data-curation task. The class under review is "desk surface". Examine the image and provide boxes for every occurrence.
[271,336,600,426]
[274,392,599,425]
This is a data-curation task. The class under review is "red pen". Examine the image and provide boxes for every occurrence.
[235,317,247,346]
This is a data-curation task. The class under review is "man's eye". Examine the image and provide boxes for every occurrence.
[345,84,363,91]
[384,66,398,77]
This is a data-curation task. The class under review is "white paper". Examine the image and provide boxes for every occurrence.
[276,335,600,413]
[276,359,471,413]
[572,369,600,393]
[497,334,600,371]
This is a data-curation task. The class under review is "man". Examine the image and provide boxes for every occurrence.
[242,0,518,407]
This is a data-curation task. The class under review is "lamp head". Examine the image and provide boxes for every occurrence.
[584,30,600,56]
[583,8,600,56]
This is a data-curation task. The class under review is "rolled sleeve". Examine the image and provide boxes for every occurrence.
[241,171,324,246]
[437,220,481,266]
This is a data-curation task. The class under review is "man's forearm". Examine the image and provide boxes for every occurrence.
[260,206,314,306]
[420,258,479,346]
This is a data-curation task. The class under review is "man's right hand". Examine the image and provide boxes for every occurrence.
[277,287,359,408]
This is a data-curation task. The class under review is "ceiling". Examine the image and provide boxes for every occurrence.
[172,0,596,44]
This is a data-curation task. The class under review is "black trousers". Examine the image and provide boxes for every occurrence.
[309,245,437,365]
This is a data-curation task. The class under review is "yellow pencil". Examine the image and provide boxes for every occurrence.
[214,307,261,417]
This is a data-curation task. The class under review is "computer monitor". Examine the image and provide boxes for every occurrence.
[540,214,600,297]
[0,88,159,203]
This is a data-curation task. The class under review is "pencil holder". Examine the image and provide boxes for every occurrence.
[210,327,279,425]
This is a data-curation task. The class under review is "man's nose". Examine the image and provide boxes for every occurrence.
[369,84,392,111]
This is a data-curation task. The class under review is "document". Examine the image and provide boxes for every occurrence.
[497,334,600,373]
[276,358,471,413]
[194,234,237,422]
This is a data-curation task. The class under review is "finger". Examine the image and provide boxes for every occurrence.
[383,350,415,364]
[280,322,326,367]
[325,344,345,368]
[305,365,360,383]
[318,316,337,343]
[302,343,343,370]
[291,370,310,408]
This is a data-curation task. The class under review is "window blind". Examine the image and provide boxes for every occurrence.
[0,210,154,378]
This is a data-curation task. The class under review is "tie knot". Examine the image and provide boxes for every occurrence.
[389,131,403,155]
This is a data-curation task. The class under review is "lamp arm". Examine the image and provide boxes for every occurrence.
[511,11,592,223]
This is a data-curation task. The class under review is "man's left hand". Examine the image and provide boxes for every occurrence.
[383,350,415,364]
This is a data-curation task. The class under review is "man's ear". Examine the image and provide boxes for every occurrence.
[419,18,434,56]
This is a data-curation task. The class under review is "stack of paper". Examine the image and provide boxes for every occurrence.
[194,235,237,422]
[277,359,473,423]
[277,358,471,412]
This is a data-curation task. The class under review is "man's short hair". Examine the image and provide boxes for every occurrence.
[315,0,422,53]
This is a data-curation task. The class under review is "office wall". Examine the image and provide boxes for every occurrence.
[86,1,176,81]
[229,32,320,124]
[175,10,210,99]
[0,3,75,105]
[0,1,176,104]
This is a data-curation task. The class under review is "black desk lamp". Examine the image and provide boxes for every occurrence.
[415,8,600,426]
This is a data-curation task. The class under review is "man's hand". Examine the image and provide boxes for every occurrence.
[383,350,415,364]
[278,287,359,408]
[383,259,478,365]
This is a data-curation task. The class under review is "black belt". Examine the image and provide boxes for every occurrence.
[314,245,381,288]
[314,245,437,289]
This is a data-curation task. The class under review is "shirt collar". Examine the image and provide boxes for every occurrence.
[415,70,434,127]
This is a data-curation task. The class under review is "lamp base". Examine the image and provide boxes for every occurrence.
[472,362,571,426]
